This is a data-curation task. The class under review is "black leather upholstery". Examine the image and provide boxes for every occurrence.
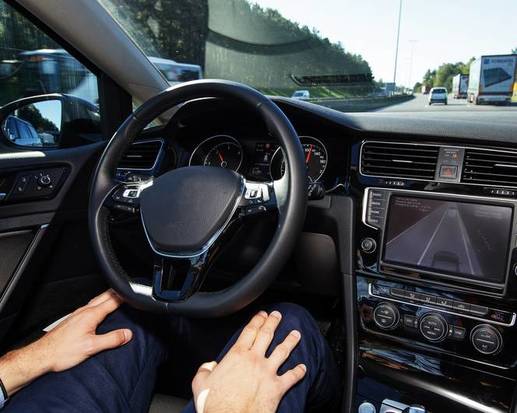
[140,166,242,255]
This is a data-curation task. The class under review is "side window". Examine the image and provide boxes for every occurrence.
[0,2,102,147]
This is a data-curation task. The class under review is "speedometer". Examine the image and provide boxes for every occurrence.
[189,135,243,172]
[204,141,242,171]
[270,136,328,182]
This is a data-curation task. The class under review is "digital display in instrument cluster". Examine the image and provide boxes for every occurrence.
[249,142,279,180]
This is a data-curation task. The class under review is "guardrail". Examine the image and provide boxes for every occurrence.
[309,94,415,111]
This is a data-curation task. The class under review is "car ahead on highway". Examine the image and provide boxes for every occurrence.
[428,87,448,105]
[291,90,310,100]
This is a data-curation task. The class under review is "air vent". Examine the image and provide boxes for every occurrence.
[361,142,439,180]
[118,140,163,170]
[462,148,517,187]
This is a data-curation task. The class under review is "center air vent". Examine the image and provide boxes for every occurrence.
[118,140,163,170]
[361,142,439,180]
[462,148,517,187]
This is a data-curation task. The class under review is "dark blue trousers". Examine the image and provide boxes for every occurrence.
[5,303,338,412]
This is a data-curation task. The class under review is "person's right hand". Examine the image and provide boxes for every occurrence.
[191,310,307,413]
[38,289,132,373]
[0,290,132,397]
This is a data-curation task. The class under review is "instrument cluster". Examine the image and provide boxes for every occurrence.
[188,134,329,182]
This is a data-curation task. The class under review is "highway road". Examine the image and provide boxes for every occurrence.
[379,93,517,113]
[384,203,482,276]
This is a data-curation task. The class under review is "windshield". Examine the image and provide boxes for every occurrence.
[98,0,517,113]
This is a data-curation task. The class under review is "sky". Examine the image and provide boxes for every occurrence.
[253,0,517,87]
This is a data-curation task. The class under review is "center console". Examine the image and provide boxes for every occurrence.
[358,187,517,370]
[352,140,517,412]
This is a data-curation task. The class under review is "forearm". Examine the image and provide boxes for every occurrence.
[0,339,51,397]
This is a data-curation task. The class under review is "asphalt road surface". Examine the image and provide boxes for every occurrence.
[384,203,482,276]
[379,93,517,113]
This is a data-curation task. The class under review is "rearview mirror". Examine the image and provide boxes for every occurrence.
[1,99,62,147]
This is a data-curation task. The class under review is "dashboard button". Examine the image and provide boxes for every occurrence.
[436,297,453,308]
[373,303,400,330]
[450,326,466,340]
[470,304,489,316]
[403,314,418,329]
[487,310,513,324]
[406,291,421,301]
[372,284,390,296]
[471,324,502,355]
[360,237,377,254]
[419,313,448,342]
[420,294,436,304]
[453,301,470,312]
[390,288,407,298]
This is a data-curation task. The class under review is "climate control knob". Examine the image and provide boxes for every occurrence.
[419,313,448,342]
[373,302,400,330]
[471,324,503,355]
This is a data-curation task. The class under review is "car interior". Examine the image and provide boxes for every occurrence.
[1,1,517,413]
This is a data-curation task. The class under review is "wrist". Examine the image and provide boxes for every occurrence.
[0,337,53,396]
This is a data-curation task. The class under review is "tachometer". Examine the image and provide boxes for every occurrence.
[189,135,243,172]
[270,136,328,182]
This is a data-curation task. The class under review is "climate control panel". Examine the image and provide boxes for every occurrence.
[358,276,516,367]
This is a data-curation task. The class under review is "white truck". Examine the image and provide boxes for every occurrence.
[451,74,468,99]
[467,54,517,105]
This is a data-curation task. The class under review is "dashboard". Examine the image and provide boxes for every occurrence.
[113,97,517,411]
[116,98,349,191]
[187,134,328,182]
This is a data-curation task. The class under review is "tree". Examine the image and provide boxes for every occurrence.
[512,47,517,54]
[420,57,476,91]
[422,69,436,88]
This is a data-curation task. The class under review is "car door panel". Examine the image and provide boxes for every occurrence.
[0,141,107,348]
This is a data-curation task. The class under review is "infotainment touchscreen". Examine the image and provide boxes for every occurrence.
[383,196,513,283]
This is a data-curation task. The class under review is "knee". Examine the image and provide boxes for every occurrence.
[263,302,318,335]
[98,306,164,351]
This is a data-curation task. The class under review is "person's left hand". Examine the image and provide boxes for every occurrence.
[0,290,132,396]
[191,310,306,413]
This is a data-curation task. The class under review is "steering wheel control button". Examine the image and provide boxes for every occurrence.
[122,188,139,198]
[419,313,448,342]
[471,324,503,355]
[373,302,400,330]
[244,182,270,206]
[360,237,377,254]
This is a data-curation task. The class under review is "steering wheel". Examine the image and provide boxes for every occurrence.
[89,80,307,317]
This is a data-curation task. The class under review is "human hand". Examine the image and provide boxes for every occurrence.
[0,290,132,396]
[38,289,133,372]
[191,311,306,413]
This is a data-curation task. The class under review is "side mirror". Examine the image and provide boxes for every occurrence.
[1,99,62,147]
[0,94,100,148]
